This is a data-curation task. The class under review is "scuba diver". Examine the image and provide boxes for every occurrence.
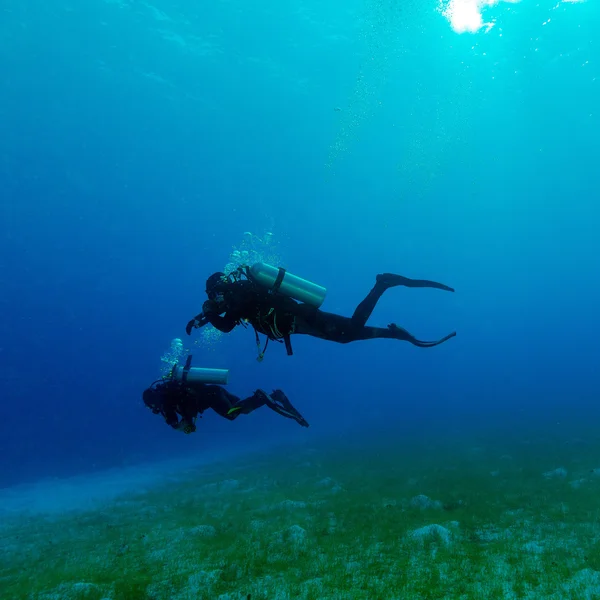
[185,263,456,360]
[143,355,309,433]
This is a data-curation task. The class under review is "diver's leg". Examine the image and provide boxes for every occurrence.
[351,275,455,328]
[350,280,388,328]
[222,389,268,419]
[294,308,455,349]
[344,323,456,348]
[225,389,309,427]
[293,309,356,343]
[206,388,261,420]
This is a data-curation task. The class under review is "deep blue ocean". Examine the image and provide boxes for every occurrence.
[1,0,598,491]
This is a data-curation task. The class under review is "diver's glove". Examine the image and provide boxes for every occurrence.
[185,312,208,335]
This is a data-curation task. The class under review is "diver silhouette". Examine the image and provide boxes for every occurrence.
[186,264,456,360]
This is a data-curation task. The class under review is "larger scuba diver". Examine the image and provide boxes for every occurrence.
[185,263,456,360]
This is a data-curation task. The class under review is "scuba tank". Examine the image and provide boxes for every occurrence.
[170,355,229,385]
[249,262,327,308]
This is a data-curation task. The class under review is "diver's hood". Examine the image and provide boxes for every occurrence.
[206,272,227,295]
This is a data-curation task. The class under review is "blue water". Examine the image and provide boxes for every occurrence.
[1,0,598,489]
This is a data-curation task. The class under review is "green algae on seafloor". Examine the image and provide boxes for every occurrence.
[3,428,600,599]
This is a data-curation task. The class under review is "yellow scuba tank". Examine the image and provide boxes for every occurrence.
[249,262,327,308]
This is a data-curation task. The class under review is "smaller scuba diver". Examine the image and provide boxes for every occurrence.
[185,263,456,360]
[143,356,309,433]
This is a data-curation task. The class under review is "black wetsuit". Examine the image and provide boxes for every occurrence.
[159,383,254,431]
[143,380,308,433]
[186,272,456,354]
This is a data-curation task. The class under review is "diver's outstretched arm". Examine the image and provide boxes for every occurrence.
[201,300,238,333]
[185,308,237,335]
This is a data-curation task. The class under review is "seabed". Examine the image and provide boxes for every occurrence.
[2,421,600,599]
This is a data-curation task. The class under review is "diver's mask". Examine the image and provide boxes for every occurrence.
[206,272,230,301]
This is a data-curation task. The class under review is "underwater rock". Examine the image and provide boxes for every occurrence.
[219,479,241,491]
[543,467,568,479]
[249,519,264,531]
[564,568,600,596]
[277,499,307,510]
[316,477,335,487]
[285,524,308,545]
[202,478,241,494]
[37,582,108,600]
[301,577,325,595]
[189,525,217,537]
[267,524,308,562]
[409,494,442,510]
[345,560,362,573]
[409,524,453,546]
[523,541,544,554]
[473,525,503,543]
[270,524,308,548]
[182,570,221,596]
[73,583,100,593]
[316,477,343,493]
[570,469,600,488]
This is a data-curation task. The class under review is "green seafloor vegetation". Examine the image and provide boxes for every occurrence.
[3,419,600,600]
